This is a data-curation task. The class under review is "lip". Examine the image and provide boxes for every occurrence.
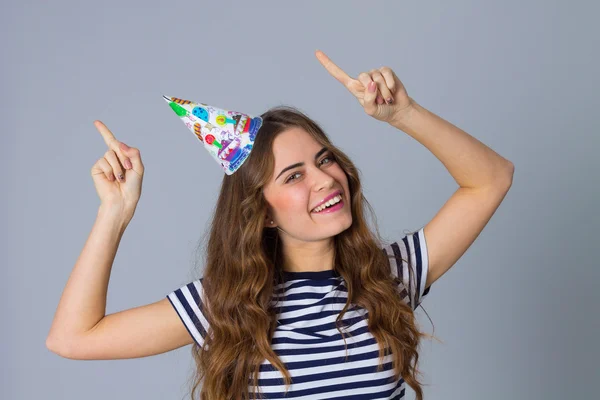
[312,198,344,214]
[310,189,343,212]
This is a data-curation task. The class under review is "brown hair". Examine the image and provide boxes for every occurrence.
[188,105,437,400]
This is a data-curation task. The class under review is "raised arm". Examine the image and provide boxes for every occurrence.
[45,121,194,359]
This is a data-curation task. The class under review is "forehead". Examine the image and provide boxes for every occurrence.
[271,127,322,162]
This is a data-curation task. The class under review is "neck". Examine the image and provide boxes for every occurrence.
[280,236,335,273]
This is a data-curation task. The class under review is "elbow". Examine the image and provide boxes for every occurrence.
[46,335,78,359]
[45,335,65,356]
[497,161,514,189]
[505,160,515,177]
[505,162,515,186]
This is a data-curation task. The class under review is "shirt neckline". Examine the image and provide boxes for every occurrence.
[281,269,339,282]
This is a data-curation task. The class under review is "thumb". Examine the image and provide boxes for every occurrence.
[119,142,144,172]
[363,81,378,115]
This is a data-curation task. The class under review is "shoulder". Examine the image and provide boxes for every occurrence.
[381,228,431,309]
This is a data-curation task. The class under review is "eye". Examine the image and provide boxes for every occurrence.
[285,172,302,183]
[320,155,334,165]
[284,155,335,184]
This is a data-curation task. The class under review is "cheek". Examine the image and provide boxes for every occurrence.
[331,166,349,189]
[270,189,310,215]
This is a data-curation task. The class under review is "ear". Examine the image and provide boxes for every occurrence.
[264,214,274,226]
[264,205,275,226]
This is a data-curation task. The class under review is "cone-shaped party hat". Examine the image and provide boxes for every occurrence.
[163,95,263,175]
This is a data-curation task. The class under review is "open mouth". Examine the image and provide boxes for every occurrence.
[311,194,344,214]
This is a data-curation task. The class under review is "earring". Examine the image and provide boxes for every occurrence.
[270,220,274,224]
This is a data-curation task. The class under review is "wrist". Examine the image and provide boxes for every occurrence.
[98,203,134,227]
[390,97,419,128]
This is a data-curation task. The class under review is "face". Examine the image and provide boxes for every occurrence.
[262,127,352,242]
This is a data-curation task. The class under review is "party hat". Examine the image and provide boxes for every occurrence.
[162,95,263,175]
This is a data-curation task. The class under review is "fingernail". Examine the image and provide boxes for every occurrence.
[386,97,393,104]
[124,159,132,169]
[369,82,376,92]
[118,173,124,181]
[120,142,130,151]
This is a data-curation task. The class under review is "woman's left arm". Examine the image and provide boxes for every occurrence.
[315,50,514,289]
[390,99,514,289]
[390,98,514,188]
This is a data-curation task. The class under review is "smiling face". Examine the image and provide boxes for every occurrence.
[262,127,352,242]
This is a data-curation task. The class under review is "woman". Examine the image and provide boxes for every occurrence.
[46,50,514,400]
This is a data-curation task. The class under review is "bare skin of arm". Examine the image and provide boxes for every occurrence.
[46,205,193,360]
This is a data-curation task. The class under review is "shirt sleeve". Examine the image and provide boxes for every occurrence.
[166,278,210,347]
[382,227,431,310]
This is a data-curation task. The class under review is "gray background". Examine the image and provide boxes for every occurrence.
[2,0,598,399]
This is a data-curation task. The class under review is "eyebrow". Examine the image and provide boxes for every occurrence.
[275,147,329,181]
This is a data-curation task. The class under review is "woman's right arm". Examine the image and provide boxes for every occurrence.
[46,206,193,359]
[45,205,127,354]
[46,121,193,359]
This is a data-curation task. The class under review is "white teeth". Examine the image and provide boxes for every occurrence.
[312,195,342,213]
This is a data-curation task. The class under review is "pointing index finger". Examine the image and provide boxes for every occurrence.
[94,120,119,149]
[315,50,354,87]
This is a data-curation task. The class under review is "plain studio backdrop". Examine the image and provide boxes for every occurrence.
[2,1,598,399]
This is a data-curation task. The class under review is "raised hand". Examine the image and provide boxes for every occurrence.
[90,120,144,217]
[315,50,414,123]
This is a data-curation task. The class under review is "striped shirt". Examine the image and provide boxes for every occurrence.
[167,227,431,399]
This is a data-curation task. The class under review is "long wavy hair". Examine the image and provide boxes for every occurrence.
[187,105,437,400]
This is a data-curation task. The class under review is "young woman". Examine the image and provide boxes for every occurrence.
[46,50,514,400]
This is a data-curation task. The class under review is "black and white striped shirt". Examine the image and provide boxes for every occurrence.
[167,228,431,399]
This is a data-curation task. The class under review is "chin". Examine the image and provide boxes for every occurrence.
[330,215,353,235]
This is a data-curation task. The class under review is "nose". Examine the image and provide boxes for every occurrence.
[310,165,336,192]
